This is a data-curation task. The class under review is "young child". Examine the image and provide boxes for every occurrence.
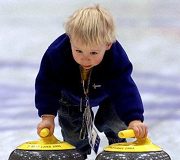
[35,5,148,159]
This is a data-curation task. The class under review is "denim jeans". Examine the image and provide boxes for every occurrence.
[58,96,127,157]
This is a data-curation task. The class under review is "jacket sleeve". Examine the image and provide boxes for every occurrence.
[105,42,144,125]
[35,51,61,117]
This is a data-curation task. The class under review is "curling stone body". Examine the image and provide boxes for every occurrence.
[96,129,171,160]
[9,149,83,160]
[96,151,171,160]
[8,128,84,160]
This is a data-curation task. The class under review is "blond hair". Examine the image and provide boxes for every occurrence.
[65,5,116,46]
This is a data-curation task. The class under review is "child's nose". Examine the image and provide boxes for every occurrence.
[82,54,90,61]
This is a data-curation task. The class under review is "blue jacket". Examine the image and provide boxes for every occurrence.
[35,33,144,125]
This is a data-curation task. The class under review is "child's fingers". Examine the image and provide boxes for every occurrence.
[131,126,140,138]
[37,123,47,136]
[128,121,148,139]
[134,125,148,139]
[37,121,54,137]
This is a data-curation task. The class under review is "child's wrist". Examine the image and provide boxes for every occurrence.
[41,114,55,120]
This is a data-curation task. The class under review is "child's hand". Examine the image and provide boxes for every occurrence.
[128,120,148,139]
[37,114,55,137]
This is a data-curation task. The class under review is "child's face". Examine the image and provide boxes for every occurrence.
[70,38,111,70]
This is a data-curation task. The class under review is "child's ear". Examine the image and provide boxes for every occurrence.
[106,43,112,50]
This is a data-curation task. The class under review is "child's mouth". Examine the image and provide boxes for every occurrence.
[82,65,92,69]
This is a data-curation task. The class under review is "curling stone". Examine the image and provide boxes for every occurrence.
[8,128,84,160]
[96,129,171,160]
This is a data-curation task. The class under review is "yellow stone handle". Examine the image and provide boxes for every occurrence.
[39,128,59,144]
[105,129,162,152]
[17,128,76,150]
[118,129,153,146]
[118,129,135,138]
[40,128,50,138]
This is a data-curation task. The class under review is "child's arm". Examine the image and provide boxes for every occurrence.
[37,114,55,137]
[128,120,148,139]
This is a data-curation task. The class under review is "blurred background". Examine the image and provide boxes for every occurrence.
[0,0,180,159]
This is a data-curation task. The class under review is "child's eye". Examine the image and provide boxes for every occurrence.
[76,50,83,53]
[90,52,98,55]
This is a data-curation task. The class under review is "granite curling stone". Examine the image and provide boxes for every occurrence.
[95,129,171,160]
[8,128,85,160]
